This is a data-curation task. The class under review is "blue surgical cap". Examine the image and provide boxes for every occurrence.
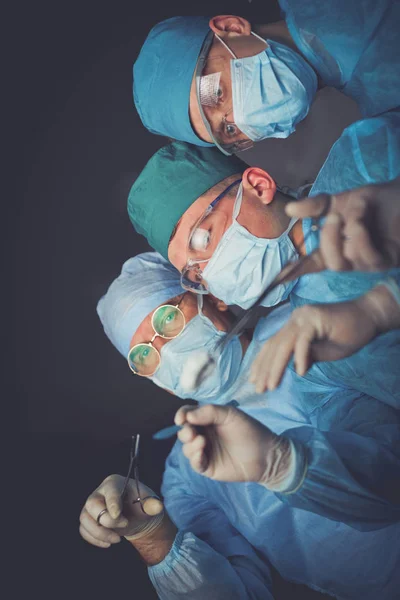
[133,16,213,146]
[97,252,183,357]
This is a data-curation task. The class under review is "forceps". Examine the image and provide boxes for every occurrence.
[121,434,163,515]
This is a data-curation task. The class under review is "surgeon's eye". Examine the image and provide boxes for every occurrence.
[190,228,210,252]
[224,122,238,137]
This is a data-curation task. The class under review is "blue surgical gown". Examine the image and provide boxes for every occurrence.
[148,398,400,599]
[290,110,400,408]
[278,0,400,118]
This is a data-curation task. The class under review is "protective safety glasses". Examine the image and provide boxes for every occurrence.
[195,33,254,156]
[127,302,186,377]
[180,178,242,294]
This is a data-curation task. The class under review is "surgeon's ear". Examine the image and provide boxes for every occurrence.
[208,293,229,312]
[209,15,252,37]
[242,167,277,205]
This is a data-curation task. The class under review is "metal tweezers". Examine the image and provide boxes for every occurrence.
[120,434,146,513]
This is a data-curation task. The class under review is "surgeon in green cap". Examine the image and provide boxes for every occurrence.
[128,107,400,314]
[128,140,308,311]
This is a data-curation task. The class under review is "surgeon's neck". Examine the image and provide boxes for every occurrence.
[271,191,306,256]
[254,21,298,52]
[254,20,324,89]
[290,220,307,256]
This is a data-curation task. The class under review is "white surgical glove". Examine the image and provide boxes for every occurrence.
[79,475,164,548]
[250,281,400,393]
[286,179,400,272]
[175,404,305,492]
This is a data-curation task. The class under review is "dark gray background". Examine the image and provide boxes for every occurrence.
[9,1,358,598]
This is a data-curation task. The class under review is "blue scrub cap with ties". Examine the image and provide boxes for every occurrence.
[97,252,183,357]
[133,16,213,146]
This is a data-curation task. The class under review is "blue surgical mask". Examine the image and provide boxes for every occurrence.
[151,296,242,401]
[218,33,317,140]
[202,184,299,309]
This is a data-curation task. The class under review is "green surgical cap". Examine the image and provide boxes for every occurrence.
[127,141,247,259]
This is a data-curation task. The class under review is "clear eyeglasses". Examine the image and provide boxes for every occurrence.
[180,178,242,294]
[127,302,186,377]
[195,32,254,156]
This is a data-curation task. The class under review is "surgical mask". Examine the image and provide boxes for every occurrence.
[151,296,243,401]
[217,33,317,140]
[202,184,299,309]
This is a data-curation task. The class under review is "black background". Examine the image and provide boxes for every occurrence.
[9,1,331,597]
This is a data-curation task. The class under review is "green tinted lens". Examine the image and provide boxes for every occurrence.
[128,344,160,376]
[152,305,185,338]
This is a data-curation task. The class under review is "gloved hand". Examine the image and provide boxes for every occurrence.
[79,475,164,548]
[250,282,400,392]
[175,404,297,490]
[286,178,400,271]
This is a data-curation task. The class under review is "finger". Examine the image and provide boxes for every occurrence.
[294,327,315,376]
[185,404,230,427]
[79,513,121,545]
[267,330,299,390]
[177,424,197,443]
[141,497,164,516]
[286,194,331,219]
[320,213,351,271]
[344,221,388,271]
[175,404,197,426]
[249,341,274,393]
[85,494,128,528]
[79,524,111,548]
[103,483,124,520]
[191,450,208,474]
[183,434,206,459]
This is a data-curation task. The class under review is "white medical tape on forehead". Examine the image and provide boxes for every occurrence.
[199,72,222,106]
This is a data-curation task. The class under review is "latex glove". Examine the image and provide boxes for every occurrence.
[79,475,163,548]
[250,283,400,392]
[286,178,400,271]
[175,404,294,490]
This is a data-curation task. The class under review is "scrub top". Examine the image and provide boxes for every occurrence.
[290,109,400,409]
[279,0,400,118]
[149,400,400,600]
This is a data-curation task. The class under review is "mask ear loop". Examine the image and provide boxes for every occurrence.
[197,293,204,315]
[214,33,237,58]
[232,182,244,221]
[250,31,269,48]
[214,31,268,58]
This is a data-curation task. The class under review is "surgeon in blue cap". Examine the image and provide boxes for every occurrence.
[80,252,400,600]
[133,1,399,154]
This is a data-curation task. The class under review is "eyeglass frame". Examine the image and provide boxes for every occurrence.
[195,32,254,156]
[127,299,186,377]
[180,178,242,294]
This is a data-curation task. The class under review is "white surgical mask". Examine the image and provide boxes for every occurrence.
[217,33,317,140]
[151,296,242,401]
[202,183,299,309]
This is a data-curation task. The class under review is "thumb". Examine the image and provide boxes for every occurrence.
[286,194,331,219]
[141,497,164,516]
[186,404,231,427]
